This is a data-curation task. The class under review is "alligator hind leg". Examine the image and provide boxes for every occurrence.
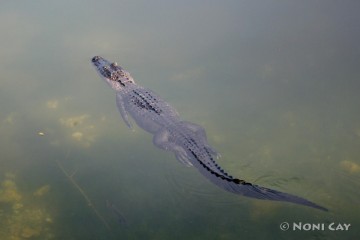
[153,128,193,167]
[181,121,221,158]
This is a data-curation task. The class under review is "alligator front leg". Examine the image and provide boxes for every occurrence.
[153,128,193,167]
[116,93,133,129]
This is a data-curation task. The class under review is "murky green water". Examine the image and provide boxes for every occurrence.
[0,1,359,239]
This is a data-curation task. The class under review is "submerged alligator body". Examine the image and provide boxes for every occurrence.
[91,56,327,211]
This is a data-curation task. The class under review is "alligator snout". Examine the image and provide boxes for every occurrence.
[92,56,101,62]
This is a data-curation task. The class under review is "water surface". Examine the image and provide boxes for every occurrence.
[0,1,359,239]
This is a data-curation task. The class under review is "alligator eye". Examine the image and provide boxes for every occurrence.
[111,62,117,67]
[92,56,100,62]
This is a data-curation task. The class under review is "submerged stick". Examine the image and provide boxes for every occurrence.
[106,200,127,226]
[55,158,111,230]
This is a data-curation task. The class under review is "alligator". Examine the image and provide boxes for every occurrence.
[91,56,327,211]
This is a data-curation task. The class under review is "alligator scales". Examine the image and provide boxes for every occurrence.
[91,56,327,211]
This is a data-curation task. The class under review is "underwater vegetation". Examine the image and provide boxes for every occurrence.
[0,173,54,240]
[340,160,360,174]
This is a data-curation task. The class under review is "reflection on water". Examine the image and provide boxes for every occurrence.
[0,1,359,239]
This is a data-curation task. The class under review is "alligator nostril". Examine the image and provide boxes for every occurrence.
[92,56,100,62]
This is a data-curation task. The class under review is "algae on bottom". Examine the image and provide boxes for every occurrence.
[0,173,54,240]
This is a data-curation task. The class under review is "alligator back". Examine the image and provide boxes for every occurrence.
[120,86,181,133]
